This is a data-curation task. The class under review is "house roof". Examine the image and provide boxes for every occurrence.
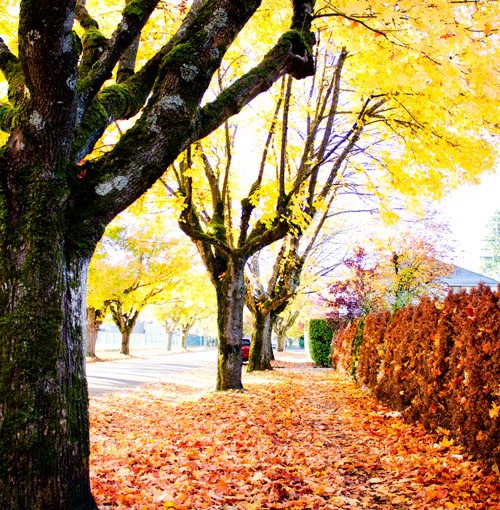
[441,265,499,288]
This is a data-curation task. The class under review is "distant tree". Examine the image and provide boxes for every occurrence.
[325,230,453,320]
[482,209,500,280]
[153,259,217,349]
[324,247,382,326]
[88,218,188,355]
[374,230,453,311]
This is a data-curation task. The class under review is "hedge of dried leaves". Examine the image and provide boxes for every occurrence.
[331,285,500,466]
[90,368,499,509]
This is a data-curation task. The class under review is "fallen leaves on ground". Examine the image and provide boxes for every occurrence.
[90,367,499,509]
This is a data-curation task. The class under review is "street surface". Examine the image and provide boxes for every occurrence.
[86,349,217,396]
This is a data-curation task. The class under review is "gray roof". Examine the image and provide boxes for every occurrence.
[441,265,499,288]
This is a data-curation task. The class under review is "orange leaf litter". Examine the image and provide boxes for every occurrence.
[90,365,499,509]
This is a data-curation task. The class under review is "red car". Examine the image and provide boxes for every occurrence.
[241,338,251,362]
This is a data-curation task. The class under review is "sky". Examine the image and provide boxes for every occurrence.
[436,167,499,277]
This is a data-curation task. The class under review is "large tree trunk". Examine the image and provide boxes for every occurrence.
[247,310,273,372]
[0,191,96,508]
[215,257,246,390]
[86,307,104,357]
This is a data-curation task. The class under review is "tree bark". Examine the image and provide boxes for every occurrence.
[0,189,96,508]
[277,332,286,352]
[121,329,132,355]
[167,330,173,351]
[86,307,104,357]
[215,257,246,390]
[247,310,273,372]
[181,330,188,350]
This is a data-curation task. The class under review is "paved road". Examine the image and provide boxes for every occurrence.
[86,349,217,396]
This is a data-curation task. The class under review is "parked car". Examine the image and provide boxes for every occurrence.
[241,337,251,362]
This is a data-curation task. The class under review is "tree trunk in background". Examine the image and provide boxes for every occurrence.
[181,330,188,350]
[108,303,139,355]
[167,330,174,351]
[247,310,273,372]
[86,307,104,357]
[121,329,132,355]
[215,257,246,390]
[277,333,286,352]
[0,180,96,508]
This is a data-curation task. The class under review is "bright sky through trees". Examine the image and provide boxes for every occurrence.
[438,167,500,273]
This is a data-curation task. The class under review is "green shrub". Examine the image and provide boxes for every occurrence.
[308,319,334,367]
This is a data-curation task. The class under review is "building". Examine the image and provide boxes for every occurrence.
[441,265,499,294]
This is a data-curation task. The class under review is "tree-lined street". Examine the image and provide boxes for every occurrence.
[1,0,499,506]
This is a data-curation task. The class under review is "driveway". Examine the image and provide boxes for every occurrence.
[86,349,217,396]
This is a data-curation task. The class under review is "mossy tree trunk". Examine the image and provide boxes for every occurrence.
[0,0,316,503]
[0,167,96,509]
[214,257,247,390]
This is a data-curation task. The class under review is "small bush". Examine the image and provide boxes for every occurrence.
[330,321,357,373]
[308,319,334,367]
[358,310,390,388]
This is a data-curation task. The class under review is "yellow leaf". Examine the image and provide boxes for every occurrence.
[439,437,454,448]
[484,22,493,36]
[489,402,499,419]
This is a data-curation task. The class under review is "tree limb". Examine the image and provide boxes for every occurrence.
[0,103,17,133]
[77,0,160,117]
[0,38,26,106]
[195,29,315,141]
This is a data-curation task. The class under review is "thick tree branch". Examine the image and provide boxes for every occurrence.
[18,0,78,122]
[71,0,206,159]
[75,0,108,78]
[77,0,160,117]
[195,29,315,141]
[0,38,26,106]
[0,103,17,133]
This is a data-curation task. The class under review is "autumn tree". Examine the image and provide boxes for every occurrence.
[244,43,382,371]
[325,228,453,320]
[325,247,383,325]
[379,233,453,311]
[0,1,318,506]
[86,250,109,357]
[88,205,196,355]
[154,265,217,350]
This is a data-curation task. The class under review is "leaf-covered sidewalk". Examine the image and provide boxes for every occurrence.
[90,363,499,509]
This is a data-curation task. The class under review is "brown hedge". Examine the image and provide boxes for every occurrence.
[330,285,500,466]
